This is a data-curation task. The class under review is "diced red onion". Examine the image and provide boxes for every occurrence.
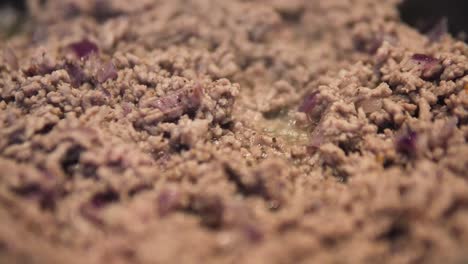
[96,60,118,83]
[24,62,55,76]
[3,47,18,70]
[298,92,318,114]
[80,204,104,226]
[91,189,119,208]
[122,103,133,116]
[68,39,99,59]
[395,129,418,155]
[354,32,398,54]
[427,18,448,43]
[128,183,152,197]
[244,224,264,242]
[445,117,458,131]
[438,117,458,142]
[310,130,324,148]
[10,183,56,210]
[32,26,48,44]
[411,53,444,81]
[158,188,181,216]
[141,84,203,121]
[64,2,81,18]
[367,39,383,54]
[11,183,42,198]
[412,54,438,63]
[94,0,120,21]
[306,125,324,153]
[38,190,56,211]
[64,62,86,88]
[194,196,224,228]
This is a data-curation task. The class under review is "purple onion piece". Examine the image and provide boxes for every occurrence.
[128,183,152,197]
[195,196,224,228]
[412,54,438,63]
[11,184,56,211]
[122,103,133,116]
[163,87,202,111]
[11,183,42,198]
[96,60,118,83]
[308,125,324,150]
[8,128,25,145]
[427,17,448,43]
[94,0,121,21]
[353,35,381,54]
[80,204,105,226]
[244,224,264,243]
[354,32,398,54]
[64,2,81,18]
[90,189,119,208]
[438,117,458,144]
[68,39,99,59]
[298,92,318,114]
[32,26,48,44]
[411,54,443,81]
[24,63,55,76]
[157,188,181,216]
[38,190,56,211]
[444,117,458,133]
[65,62,86,88]
[102,88,111,98]
[395,129,418,155]
[3,47,18,70]
[367,37,384,54]
[60,145,84,176]
[141,85,203,122]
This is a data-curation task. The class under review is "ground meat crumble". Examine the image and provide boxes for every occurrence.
[0,0,467,263]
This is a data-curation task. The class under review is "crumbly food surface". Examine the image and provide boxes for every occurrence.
[0,0,468,263]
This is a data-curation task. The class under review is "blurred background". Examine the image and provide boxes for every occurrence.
[398,0,468,39]
[0,0,467,39]
[0,0,468,41]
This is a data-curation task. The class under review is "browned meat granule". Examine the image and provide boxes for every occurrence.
[1,0,467,263]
